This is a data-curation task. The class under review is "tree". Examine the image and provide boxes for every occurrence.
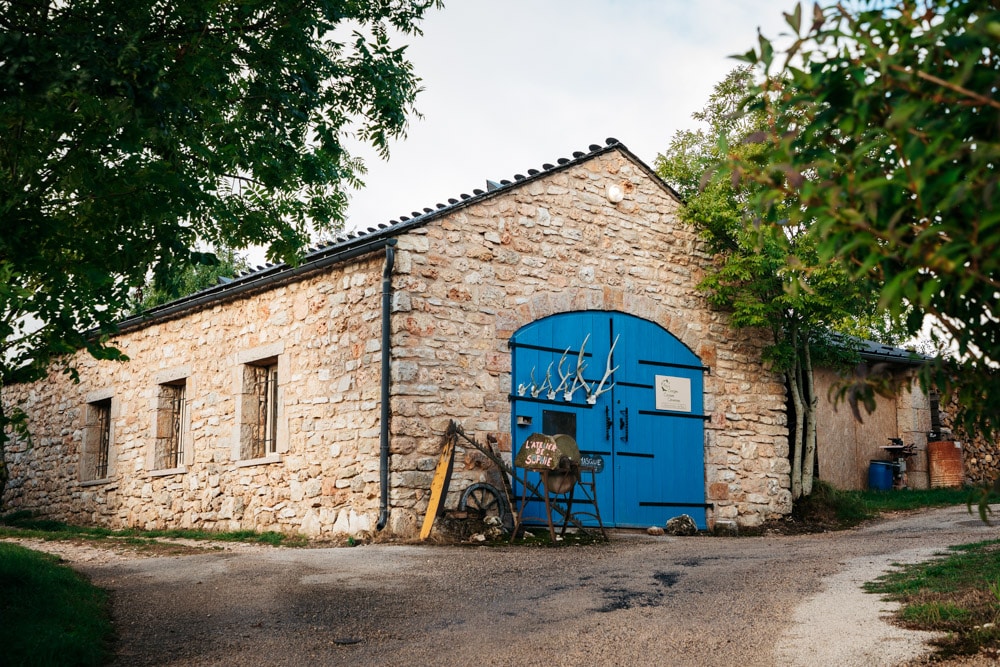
[131,246,251,312]
[0,0,440,507]
[657,67,907,499]
[730,0,1000,437]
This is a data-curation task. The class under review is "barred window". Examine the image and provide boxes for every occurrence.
[83,398,112,481]
[241,360,278,460]
[155,381,187,470]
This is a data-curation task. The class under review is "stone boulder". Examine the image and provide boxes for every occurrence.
[666,514,698,536]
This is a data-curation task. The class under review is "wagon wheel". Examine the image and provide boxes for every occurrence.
[459,483,513,532]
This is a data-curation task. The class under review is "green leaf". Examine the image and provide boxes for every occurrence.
[0,0,439,399]
[784,3,803,34]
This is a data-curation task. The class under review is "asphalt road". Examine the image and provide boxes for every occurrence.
[23,505,1000,667]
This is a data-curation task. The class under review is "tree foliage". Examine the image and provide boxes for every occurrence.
[657,67,908,499]
[731,0,1000,437]
[1,0,438,382]
[0,0,440,506]
[132,246,250,312]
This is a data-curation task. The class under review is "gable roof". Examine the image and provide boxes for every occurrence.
[855,338,929,366]
[117,138,678,332]
[829,333,929,367]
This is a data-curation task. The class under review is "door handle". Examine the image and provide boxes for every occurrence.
[605,406,613,440]
[619,408,629,443]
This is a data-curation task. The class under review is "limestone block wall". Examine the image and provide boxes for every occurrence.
[4,146,792,536]
[4,257,386,537]
[385,150,790,531]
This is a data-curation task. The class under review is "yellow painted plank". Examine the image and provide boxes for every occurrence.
[419,436,455,540]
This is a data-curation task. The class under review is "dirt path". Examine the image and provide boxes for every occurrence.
[11,505,999,666]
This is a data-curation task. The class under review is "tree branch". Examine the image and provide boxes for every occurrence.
[890,65,1000,111]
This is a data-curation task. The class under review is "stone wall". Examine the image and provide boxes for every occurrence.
[3,146,792,536]
[4,257,386,537]
[386,149,790,531]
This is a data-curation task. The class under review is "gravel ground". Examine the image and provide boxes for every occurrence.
[11,505,1000,667]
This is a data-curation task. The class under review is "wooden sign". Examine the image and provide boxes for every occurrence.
[514,433,580,470]
[515,433,559,470]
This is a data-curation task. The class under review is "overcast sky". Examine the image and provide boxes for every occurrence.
[339,0,800,233]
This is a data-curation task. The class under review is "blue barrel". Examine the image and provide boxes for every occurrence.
[868,461,894,491]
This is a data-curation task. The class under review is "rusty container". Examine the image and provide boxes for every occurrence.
[927,440,965,488]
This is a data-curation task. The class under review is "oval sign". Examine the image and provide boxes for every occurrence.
[579,453,605,473]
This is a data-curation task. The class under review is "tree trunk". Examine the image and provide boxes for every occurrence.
[788,357,806,500]
[801,340,818,497]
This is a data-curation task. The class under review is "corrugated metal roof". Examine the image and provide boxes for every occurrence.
[832,334,929,366]
[855,338,929,366]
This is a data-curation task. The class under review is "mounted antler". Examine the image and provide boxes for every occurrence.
[533,363,553,398]
[517,366,536,396]
[587,334,619,404]
[564,334,591,401]
[552,347,572,400]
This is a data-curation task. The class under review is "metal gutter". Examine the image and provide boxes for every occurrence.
[377,240,396,531]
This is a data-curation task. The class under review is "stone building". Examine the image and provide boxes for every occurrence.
[2,139,793,538]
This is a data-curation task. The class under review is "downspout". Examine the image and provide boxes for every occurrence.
[377,239,397,531]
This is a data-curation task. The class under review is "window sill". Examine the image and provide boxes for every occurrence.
[149,466,187,478]
[80,478,112,487]
[236,454,281,468]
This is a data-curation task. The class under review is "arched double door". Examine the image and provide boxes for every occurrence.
[510,311,708,528]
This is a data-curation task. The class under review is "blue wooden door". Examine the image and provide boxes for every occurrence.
[510,311,708,529]
[509,312,613,526]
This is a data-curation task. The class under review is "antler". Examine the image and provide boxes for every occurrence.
[552,347,571,400]
[532,363,553,398]
[564,334,591,401]
[587,334,619,404]
[517,366,535,396]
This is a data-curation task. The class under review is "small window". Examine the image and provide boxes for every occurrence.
[155,381,187,470]
[241,360,278,459]
[83,398,112,481]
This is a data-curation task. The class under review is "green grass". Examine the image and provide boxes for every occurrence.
[0,542,113,666]
[856,486,990,514]
[0,510,307,547]
[867,540,1000,659]
[790,482,992,530]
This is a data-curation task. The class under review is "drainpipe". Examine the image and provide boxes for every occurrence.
[377,239,397,531]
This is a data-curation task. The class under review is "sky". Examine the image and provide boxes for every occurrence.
[339,0,801,234]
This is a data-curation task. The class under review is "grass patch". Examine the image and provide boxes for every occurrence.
[0,511,308,547]
[0,542,113,666]
[769,482,992,534]
[793,480,872,528]
[867,540,1000,659]
[503,527,607,548]
[857,486,992,514]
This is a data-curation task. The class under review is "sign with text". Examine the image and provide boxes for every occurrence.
[515,433,580,471]
[655,375,692,412]
[579,453,605,473]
